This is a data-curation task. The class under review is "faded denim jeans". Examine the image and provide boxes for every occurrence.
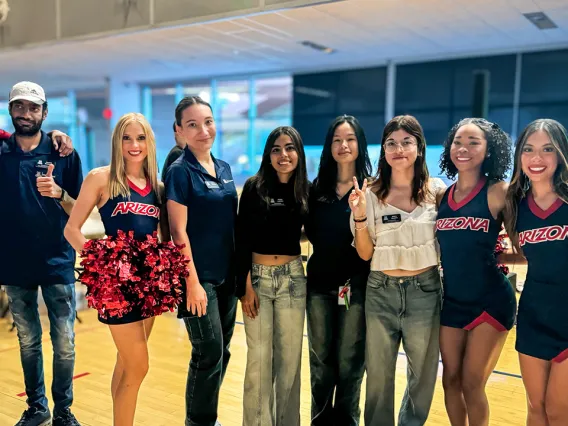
[242,258,306,426]
[6,284,76,414]
[364,268,442,426]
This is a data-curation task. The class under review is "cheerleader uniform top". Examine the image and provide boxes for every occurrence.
[515,193,568,361]
[350,178,446,272]
[436,178,516,330]
[99,179,160,240]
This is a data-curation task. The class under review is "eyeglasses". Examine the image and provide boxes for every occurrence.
[384,140,417,153]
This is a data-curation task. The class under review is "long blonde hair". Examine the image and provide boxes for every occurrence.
[109,113,161,202]
[504,119,568,251]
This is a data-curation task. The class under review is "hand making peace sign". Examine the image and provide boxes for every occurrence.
[348,176,368,219]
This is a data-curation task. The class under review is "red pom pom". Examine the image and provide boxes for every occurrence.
[79,230,189,320]
[498,264,510,275]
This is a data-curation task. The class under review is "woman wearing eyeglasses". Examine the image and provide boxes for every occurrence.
[349,115,446,426]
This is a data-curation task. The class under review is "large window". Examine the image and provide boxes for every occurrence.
[293,67,387,146]
[183,84,211,100]
[518,49,568,133]
[76,95,109,170]
[141,76,292,186]
[293,67,387,178]
[150,86,176,170]
[215,80,250,184]
[396,54,517,145]
[253,77,292,171]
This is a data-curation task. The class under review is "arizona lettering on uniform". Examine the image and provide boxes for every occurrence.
[519,225,568,247]
[111,202,160,218]
[436,216,490,233]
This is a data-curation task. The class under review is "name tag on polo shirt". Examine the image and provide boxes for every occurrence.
[269,198,285,207]
[204,180,220,190]
[382,214,401,224]
[34,159,55,177]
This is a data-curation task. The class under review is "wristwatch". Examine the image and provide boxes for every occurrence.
[58,188,67,202]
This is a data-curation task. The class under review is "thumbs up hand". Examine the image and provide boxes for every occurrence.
[37,163,63,199]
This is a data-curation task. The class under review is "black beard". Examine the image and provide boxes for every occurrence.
[12,117,43,137]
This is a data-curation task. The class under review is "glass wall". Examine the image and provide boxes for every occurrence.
[76,95,109,171]
[293,67,387,178]
[518,49,568,133]
[0,95,74,134]
[395,54,517,145]
[142,75,292,186]
[291,49,568,182]
[253,77,293,172]
[216,79,250,183]
[4,48,568,187]
[150,86,176,167]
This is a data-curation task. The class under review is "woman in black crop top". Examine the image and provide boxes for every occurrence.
[235,126,309,426]
[304,115,371,425]
[65,113,169,426]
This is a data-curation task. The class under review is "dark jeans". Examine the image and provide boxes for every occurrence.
[306,284,366,426]
[183,282,237,426]
[5,284,76,414]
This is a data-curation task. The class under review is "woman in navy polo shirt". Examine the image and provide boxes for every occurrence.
[236,125,309,426]
[65,113,168,426]
[165,96,238,426]
[304,115,371,425]
[436,118,516,426]
[504,119,568,425]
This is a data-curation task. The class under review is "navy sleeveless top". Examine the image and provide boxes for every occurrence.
[517,194,568,287]
[436,178,506,303]
[99,179,160,240]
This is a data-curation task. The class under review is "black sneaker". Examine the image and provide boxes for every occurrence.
[52,410,80,426]
[15,407,51,426]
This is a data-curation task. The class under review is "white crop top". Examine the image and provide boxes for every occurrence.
[351,178,446,272]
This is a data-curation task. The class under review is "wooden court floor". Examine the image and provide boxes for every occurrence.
[0,264,528,425]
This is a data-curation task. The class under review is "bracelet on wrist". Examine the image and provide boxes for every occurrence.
[354,223,369,231]
[353,216,367,223]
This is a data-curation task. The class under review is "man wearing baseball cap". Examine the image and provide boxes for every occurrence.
[0,82,75,153]
[0,81,83,426]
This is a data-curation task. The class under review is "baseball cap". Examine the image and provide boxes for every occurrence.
[9,81,46,105]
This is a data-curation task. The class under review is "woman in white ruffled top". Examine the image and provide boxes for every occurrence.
[349,115,446,426]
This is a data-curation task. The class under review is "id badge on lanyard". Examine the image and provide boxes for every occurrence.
[339,279,351,310]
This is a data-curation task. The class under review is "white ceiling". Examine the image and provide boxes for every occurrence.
[0,0,567,96]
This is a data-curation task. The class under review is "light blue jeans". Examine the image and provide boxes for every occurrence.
[242,258,306,426]
[364,268,442,426]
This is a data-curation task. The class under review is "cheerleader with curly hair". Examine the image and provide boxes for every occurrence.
[436,118,516,426]
[64,113,170,426]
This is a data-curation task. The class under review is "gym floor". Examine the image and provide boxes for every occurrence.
[0,262,528,426]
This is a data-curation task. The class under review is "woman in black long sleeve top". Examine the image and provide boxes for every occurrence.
[235,126,310,426]
[304,115,372,426]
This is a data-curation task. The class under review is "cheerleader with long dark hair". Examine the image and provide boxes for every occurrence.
[504,119,568,426]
